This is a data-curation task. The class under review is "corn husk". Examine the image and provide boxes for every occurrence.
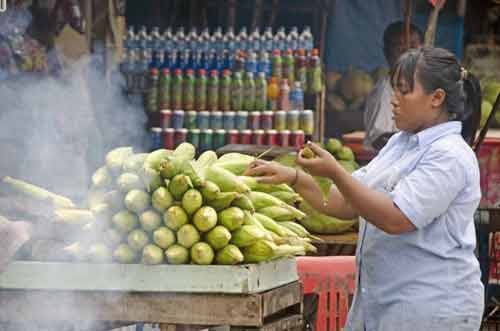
[206,226,232,250]
[190,242,215,265]
[165,244,189,264]
[218,207,245,231]
[215,244,244,265]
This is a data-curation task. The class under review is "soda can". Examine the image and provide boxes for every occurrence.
[279,130,291,147]
[266,130,279,146]
[198,111,211,130]
[274,111,287,131]
[227,129,240,144]
[287,110,300,131]
[240,130,252,144]
[174,128,188,147]
[163,128,175,149]
[235,111,249,131]
[300,110,314,135]
[160,110,172,129]
[200,129,214,152]
[185,111,198,129]
[214,129,227,150]
[151,127,162,150]
[249,111,261,130]
[211,111,224,130]
[188,129,201,150]
[252,130,265,145]
[172,110,185,129]
[291,130,305,149]
[223,111,236,130]
[261,111,274,130]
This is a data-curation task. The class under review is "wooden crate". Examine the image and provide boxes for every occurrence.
[311,232,358,256]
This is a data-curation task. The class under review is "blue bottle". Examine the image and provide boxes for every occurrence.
[258,51,272,78]
[245,51,258,74]
[290,81,305,111]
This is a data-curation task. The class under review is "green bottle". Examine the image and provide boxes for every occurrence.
[147,68,159,113]
[172,69,184,110]
[196,69,208,111]
[231,72,244,112]
[283,49,295,85]
[208,70,220,112]
[255,72,268,111]
[183,69,196,111]
[243,72,256,111]
[219,69,232,112]
[158,69,171,110]
[271,49,282,82]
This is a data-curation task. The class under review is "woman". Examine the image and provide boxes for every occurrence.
[244,47,484,331]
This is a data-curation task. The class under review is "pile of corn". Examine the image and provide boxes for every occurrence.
[4,143,318,265]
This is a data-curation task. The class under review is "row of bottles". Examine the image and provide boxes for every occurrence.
[145,68,305,113]
[124,26,314,55]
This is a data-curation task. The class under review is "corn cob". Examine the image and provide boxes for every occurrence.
[258,206,296,222]
[269,191,303,205]
[207,192,241,211]
[205,165,250,193]
[254,213,289,237]
[232,194,255,212]
[249,191,306,220]
[54,208,96,226]
[280,221,323,241]
[231,225,267,248]
[242,240,305,263]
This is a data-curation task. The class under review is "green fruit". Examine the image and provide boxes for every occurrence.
[139,210,162,232]
[163,206,189,230]
[112,210,139,234]
[169,174,193,200]
[325,138,342,154]
[113,244,137,263]
[127,229,150,251]
[182,189,203,215]
[190,242,215,265]
[215,244,244,265]
[177,224,201,248]
[142,244,164,265]
[88,243,112,263]
[124,189,151,214]
[152,187,174,212]
[336,146,355,162]
[218,207,245,231]
[165,244,190,264]
[481,101,492,127]
[193,206,218,232]
[153,227,176,249]
[206,226,232,250]
[301,146,316,159]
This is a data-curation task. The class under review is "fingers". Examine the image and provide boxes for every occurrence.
[244,164,273,177]
[307,141,328,156]
[255,176,280,184]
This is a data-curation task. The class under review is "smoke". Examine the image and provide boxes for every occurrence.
[0,50,148,202]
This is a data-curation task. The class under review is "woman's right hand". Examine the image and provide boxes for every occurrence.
[243,159,297,185]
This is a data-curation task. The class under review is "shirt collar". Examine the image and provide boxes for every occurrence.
[404,121,462,148]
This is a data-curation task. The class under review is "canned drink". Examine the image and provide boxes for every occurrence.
[172,110,185,129]
[291,130,305,149]
[261,111,274,130]
[185,111,198,129]
[252,130,265,145]
[227,129,240,144]
[279,130,291,147]
[223,111,236,130]
[163,128,175,149]
[187,129,201,149]
[300,110,314,135]
[174,128,188,147]
[287,110,300,131]
[249,111,261,130]
[235,111,249,131]
[266,130,279,146]
[200,129,214,151]
[274,111,287,131]
[160,110,172,129]
[198,111,211,130]
[214,129,227,150]
[211,111,224,130]
[240,130,252,144]
[150,127,162,150]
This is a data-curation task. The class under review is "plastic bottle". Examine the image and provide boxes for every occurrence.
[187,27,198,51]
[200,28,211,53]
[225,26,236,53]
[184,69,196,111]
[283,49,295,84]
[295,49,307,90]
[262,27,274,52]
[308,48,322,94]
[137,26,149,51]
[245,51,258,74]
[274,27,286,51]
[234,51,246,73]
[223,51,234,71]
[147,68,159,113]
[150,26,162,51]
[258,51,272,78]
[176,27,186,50]
[208,70,220,111]
[290,81,304,111]
[267,77,280,111]
[271,49,282,81]
[140,50,152,89]
[163,27,174,53]
[250,27,261,51]
[219,69,232,111]
[196,69,208,111]
[237,27,248,51]
[124,26,135,50]
[213,26,224,56]
[300,26,314,51]
[172,69,184,110]
[255,72,268,111]
[243,72,256,111]
[278,79,291,111]
[159,68,172,109]
[286,26,299,51]
[231,72,244,112]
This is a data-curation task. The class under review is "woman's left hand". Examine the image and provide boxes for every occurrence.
[296,142,340,178]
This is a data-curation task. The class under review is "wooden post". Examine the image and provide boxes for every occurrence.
[425,0,446,47]
[403,0,412,49]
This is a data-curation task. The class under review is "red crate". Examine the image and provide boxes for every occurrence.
[478,134,500,209]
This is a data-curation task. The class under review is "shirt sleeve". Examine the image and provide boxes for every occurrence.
[389,149,466,229]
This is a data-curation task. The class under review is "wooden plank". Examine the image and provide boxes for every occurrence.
[0,258,298,294]
[313,232,358,245]
[232,314,302,331]
[0,290,262,326]
[261,282,302,318]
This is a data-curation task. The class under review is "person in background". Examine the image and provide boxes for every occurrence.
[245,47,483,330]
[364,21,423,151]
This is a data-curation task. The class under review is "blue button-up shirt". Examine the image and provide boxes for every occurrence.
[345,121,484,331]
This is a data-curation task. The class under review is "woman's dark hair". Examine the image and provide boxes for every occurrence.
[390,47,482,145]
